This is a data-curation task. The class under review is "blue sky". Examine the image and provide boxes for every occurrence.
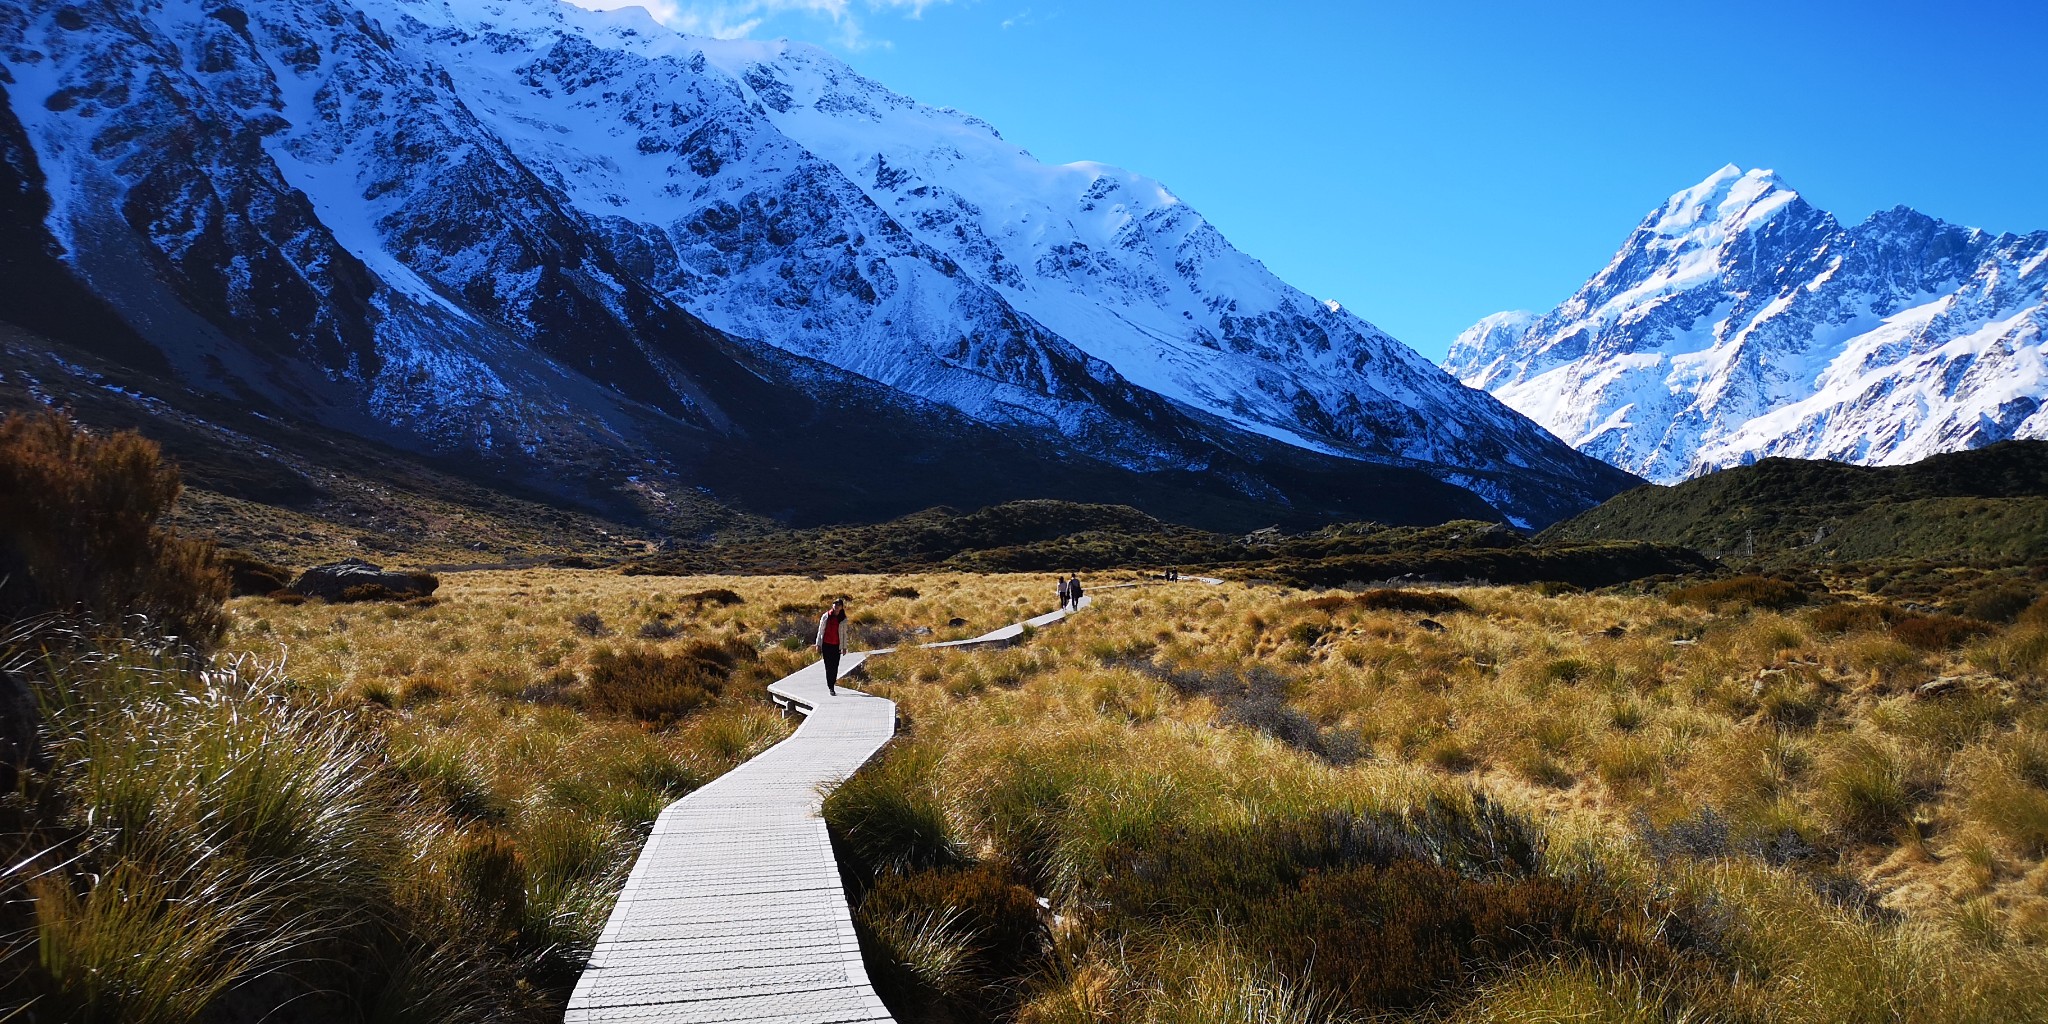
[572,0,2048,361]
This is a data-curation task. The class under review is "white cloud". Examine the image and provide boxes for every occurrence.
[566,0,947,48]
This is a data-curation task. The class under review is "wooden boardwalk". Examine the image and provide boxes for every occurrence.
[567,590,1128,1023]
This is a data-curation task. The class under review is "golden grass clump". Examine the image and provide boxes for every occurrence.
[814,577,2048,1021]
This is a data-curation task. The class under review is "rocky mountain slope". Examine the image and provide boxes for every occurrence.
[0,0,1633,531]
[1445,165,2048,484]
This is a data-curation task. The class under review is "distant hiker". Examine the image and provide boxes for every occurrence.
[817,599,848,695]
[1057,576,1072,610]
[1067,574,1083,610]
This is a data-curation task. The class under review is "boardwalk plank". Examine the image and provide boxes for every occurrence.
[569,586,1215,1022]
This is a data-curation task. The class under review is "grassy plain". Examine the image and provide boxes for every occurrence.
[831,576,2048,1022]
[235,566,2048,1021]
[18,558,2048,1022]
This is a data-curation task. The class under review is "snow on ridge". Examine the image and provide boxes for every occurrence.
[353,0,1606,514]
[1446,165,2048,484]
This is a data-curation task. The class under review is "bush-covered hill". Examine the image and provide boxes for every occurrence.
[1540,441,2048,565]
[628,502,1711,587]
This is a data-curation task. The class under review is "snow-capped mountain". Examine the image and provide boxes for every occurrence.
[1445,165,2048,484]
[0,0,1634,529]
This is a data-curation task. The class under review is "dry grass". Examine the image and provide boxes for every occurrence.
[828,578,2048,1021]
[28,563,2046,1021]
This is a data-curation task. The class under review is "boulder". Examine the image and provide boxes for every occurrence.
[289,559,439,602]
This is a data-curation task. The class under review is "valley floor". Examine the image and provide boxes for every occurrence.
[185,565,2048,1021]
[12,541,2048,1021]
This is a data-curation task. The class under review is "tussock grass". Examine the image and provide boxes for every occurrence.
[23,547,2048,1020]
[826,577,2048,1021]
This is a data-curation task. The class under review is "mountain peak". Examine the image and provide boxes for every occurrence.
[1649,165,1798,239]
[1447,168,2048,484]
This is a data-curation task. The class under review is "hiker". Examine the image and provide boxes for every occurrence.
[1057,575,1071,611]
[817,598,848,696]
[1067,574,1083,610]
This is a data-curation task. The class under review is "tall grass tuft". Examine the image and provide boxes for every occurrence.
[824,741,966,875]
[26,858,301,1024]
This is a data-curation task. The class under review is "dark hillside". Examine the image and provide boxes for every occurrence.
[1540,441,2048,564]
[629,504,1709,586]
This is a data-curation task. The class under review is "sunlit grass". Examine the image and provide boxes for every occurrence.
[30,565,2045,1020]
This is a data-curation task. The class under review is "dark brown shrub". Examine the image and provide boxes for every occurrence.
[571,611,609,637]
[1808,601,1900,635]
[220,550,292,597]
[0,411,226,646]
[1356,589,1471,614]
[1250,861,1652,1012]
[1891,613,1993,651]
[1301,589,1470,615]
[1964,585,2039,625]
[1090,801,1662,1016]
[885,586,920,600]
[264,589,308,606]
[1668,575,1809,612]
[682,588,745,607]
[584,637,758,726]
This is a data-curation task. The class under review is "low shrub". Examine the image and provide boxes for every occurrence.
[221,551,293,597]
[1808,601,1900,635]
[1964,585,2039,624]
[583,637,757,726]
[681,588,745,607]
[1669,575,1809,612]
[1251,859,1658,1013]
[332,577,440,604]
[571,611,609,638]
[1356,588,1472,614]
[1890,613,1993,651]
[0,411,226,646]
[1090,802,1665,1016]
[1302,589,1471,615]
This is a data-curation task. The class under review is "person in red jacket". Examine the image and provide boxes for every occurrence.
[816,598,849,695]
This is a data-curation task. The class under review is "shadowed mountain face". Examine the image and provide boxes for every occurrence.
[0,0,1635,532]
[1447,165,2048,485]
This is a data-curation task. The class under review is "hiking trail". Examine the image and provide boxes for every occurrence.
[566,579,1218,1023]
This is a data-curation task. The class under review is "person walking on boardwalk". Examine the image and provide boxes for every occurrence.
[1067,574,1084,611]
[817,598,849,696]
[1056,575,1072,612]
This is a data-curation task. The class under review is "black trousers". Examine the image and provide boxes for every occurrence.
[821,643,842,690]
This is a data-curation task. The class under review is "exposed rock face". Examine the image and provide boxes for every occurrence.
[289,559,439,601]
[0,0,1636,529]
[1446,165,2048,484]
